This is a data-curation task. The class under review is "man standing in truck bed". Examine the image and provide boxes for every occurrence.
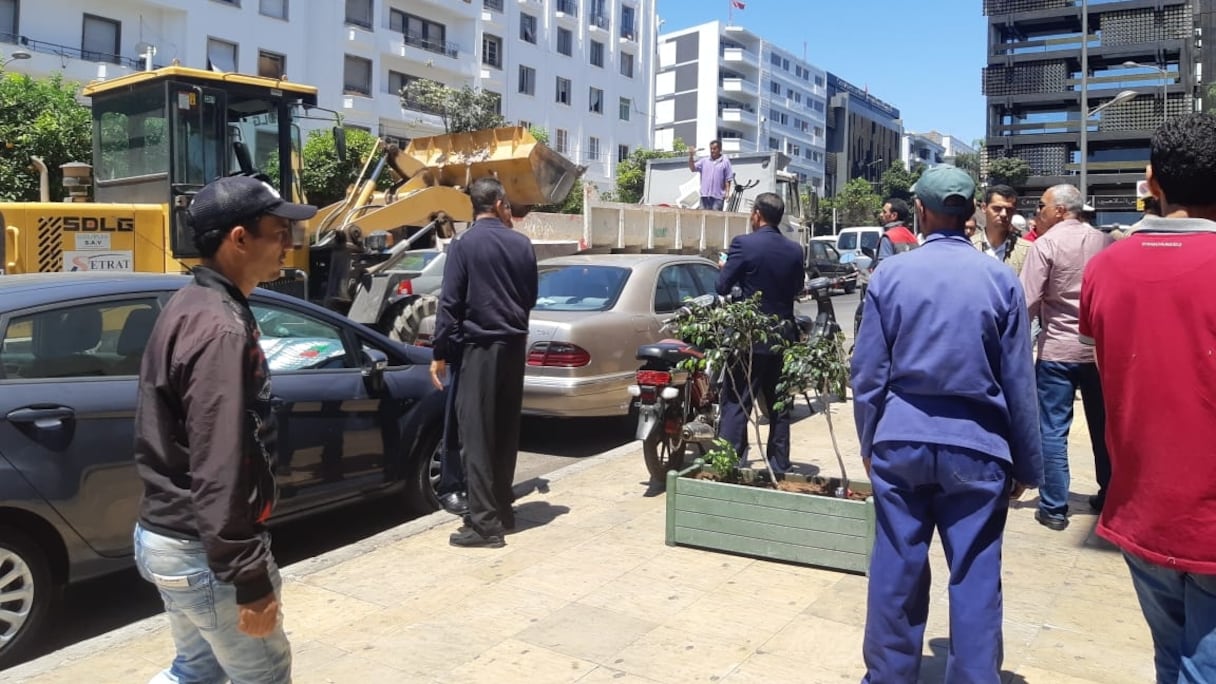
[688,140,734,210]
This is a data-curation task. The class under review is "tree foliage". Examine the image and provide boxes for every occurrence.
[0,71,91,202]
[878,162,920,202]
[987,156,1031,187]
[267,127,387,208]
[613,140,688,204]
[401,81,505,134]
[833,177,883,227]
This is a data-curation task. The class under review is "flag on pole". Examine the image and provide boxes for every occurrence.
[731,0,746,9]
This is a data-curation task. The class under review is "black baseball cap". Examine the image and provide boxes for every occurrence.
[187,175,317,237]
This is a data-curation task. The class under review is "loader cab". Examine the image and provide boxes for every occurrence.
[83,67,321,261]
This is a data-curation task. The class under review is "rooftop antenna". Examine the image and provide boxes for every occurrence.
[135,42,157,71]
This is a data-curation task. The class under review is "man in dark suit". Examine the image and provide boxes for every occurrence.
[715,192,806,474]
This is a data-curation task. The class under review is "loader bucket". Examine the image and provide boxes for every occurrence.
[399,127,583,207]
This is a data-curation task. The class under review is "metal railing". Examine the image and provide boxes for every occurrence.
[0,32,162,69]
[403,32,459,58]
[556,0,578,15]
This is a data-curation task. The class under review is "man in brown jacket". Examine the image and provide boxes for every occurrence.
[972,184,1031,274]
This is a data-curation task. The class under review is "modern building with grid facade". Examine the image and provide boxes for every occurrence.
[983,0,1213,224]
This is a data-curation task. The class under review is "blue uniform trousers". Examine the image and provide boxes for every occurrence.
[863,441,1011,684]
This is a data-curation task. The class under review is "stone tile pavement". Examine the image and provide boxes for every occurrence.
[7,399,1154,683]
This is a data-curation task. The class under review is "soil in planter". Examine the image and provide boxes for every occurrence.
[691,471,869,501]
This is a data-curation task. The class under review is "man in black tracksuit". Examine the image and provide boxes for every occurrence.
[133,175,316,683]
[430,177,538,548]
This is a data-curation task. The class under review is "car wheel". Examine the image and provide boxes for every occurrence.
[404,428,443,516]
[387,295,439,345]
[0,526,54,670]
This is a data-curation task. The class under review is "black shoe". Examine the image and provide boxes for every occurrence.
[1035,509,1069,531]
[439,491,469,515]
[643,481,666,497]
[1089,494,1105,513]
[449,528,505,548]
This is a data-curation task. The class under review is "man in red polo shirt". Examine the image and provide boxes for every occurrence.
[1080,112,1216,683]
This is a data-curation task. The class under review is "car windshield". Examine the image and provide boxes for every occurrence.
[380,250,442,272]
[860,232,881,249]
[837,233,857,250]
[534,265,630,312]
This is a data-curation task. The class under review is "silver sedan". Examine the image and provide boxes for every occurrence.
[522,253,721,417]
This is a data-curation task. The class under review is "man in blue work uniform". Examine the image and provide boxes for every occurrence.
[716,192,805,474]
[852,165,1042,683]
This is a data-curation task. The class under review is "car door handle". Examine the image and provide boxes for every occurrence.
[7,406,75,429]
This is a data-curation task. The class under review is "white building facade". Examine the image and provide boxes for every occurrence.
[653,21,827,197]
[901,130,977,170]
[0,0,656,187]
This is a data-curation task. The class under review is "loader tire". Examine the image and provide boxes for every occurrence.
[388,294,439,345]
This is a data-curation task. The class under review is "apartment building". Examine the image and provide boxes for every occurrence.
[0,0,655,188]
[901,130,976,169]
[822,73,902,197]
[653,21,829,198]
[983,0,1212,224]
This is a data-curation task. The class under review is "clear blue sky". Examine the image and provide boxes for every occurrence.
[656,0,988,145]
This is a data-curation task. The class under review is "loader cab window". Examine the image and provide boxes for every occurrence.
[171,87,226,187]
[94,86,170,182]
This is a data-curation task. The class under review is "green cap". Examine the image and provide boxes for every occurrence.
[913,165,976,217]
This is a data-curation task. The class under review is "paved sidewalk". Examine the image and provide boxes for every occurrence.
[9,400,1154,683]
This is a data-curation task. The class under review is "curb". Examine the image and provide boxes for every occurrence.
[6,440,643,681]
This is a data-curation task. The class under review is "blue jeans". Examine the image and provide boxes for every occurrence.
[1035,360,1110,518]
[700,196,724,210]
[1125,553,1216,683]
[134,524,292,684]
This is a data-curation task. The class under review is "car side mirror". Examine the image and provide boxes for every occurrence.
[361,348,388,391]
[861,246,876,259]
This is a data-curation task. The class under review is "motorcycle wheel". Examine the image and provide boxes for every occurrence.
[642,425,687,485]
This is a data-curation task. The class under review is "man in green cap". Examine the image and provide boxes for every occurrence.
[852,165,1042,683]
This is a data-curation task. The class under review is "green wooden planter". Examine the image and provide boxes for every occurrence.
[665,461,876,575]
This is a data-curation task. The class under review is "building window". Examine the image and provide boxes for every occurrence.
[770,52,781,66]
[590,40,604,67]
[557,0,578,16]
[0,0,16,38]
[205,37,238,72]
[620,52,634,78]
[588,136,600,160]
[770,81,780,95]
[814,126,824,137]
[259,0,287,19]
[555,76,571,105]
[619,97,630,121]
[83,14,121,64]
[483,34,502,68]
[520,13,537,43]
[257,50,285,78]
[392,11,453,57]
[344,0,372,29]
[619,4,635,40]
[769,137,778,150]
[518,65,535,95]
[555,128,569,154]
[618,144,630,162]
[212,0,239,4]
[815,75,825,87]
[484,0,504,12]
[343,54,372,96]
[485,90,502,115]
[589,0,608,28]
[557,27,572,56]
[782,58,789,71]
[589,86,603,114]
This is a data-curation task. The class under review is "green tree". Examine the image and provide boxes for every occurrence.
[401,80,505,133]
[613,140,688,204]
[987,156,1031,187]
[267,127,386,208]
[0,70,91,202]
[527,125,549,145]
[878,162,918,201]
[954,151,981,184]
[834,177,883,227]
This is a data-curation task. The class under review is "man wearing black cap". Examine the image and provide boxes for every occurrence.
[852,165,1041,683]
[133,175,315,683]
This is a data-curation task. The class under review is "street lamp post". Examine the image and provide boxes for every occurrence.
[1122,60,1169,126]
[0,50,30,69]
[1079,89,1139,201]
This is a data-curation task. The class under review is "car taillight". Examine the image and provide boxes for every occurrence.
[635,370,672,386]
[396,279,413,296]
[527,342,591,367]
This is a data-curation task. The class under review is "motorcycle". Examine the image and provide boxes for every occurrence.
[629,280,835,495]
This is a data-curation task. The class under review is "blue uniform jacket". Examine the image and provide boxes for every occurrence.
[716,224,805,322]
[851,232,1042,486]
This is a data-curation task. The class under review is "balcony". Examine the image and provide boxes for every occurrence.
[589,13,610,32]
[719,77,758,96]
[380,31,475,79]
[556,0,578,16]
[720,138,748,153]
[411,0,480,20]
[721,46,758,70]
[619,23,636,43]
[719,107,758,127]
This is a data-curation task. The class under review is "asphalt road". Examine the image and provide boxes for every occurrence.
[12,290,858,669]
[11,415,632,670]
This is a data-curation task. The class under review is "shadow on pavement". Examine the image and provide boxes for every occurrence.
[922,638,1029,683]
[511,501,572,535]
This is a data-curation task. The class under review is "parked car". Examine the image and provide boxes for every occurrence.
[0,273,447,667]
[833,227,883,261]
[375,248,446,297]
[806,239,858,294]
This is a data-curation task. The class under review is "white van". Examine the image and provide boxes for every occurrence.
[834,227,884,259]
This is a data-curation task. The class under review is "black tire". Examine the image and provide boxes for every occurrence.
[403,428,444,516]
[387,295,439,345]
[843,280,856,295]
[642,427,686,485]
[0,526,55,670]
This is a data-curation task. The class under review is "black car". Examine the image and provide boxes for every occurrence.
[806,239,858,294]
[0,273,447,666]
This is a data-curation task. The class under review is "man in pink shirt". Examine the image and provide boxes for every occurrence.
[688,140,734,210]
[1019,184,1113,531]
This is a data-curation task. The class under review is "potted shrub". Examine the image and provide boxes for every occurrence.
[661,294,876,575]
